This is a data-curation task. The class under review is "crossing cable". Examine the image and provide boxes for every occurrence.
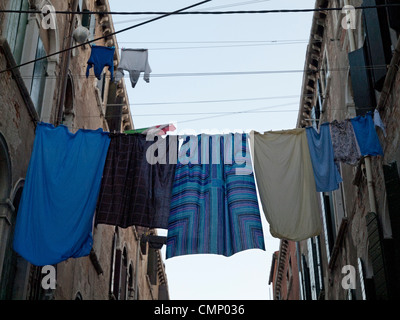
[0,0,211,75]
[1,3,400,15]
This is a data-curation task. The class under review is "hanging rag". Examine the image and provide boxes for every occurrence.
[166,133,265,259]
[329,119,362,166]
[95,133,177,229]
[13,122,110,266]
[251,129,321,241]
[86,45,115,80]
[115,48,152,88]
[350,112,384,157]
[374,109,387,137]
[306,123,343,192]
[124,123,176,136]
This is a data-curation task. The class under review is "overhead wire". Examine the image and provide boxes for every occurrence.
[1,2,395,75]
[2,3,400,15]
[0,0,212,75]
[11,64,389,80]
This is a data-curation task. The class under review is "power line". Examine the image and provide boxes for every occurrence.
[133,110,299,117]
[2,3,400,15]
[11,64,388,80]
[0,0,211,75]
[129,95,302,106]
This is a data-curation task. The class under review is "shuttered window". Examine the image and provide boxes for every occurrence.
[366,212,389,299]
[348,44,376,116]
[385,0,400,33]
[362,0,392,91]
[382,162,400,299]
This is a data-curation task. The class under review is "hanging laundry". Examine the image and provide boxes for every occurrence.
[166,133,265,259]
[115,48,152,88]
[306,123,343,192]
[350,112,384,157]
[251,129,321,241]
[95,133,177,229]
[86,44,115,81]
[330,119,361,166]
[13,122,110,266]
[125,123,176,136]
[374,109,387,137]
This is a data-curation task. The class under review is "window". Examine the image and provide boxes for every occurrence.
[78,0,96,41]
[63,75,75,128]
[348,0,399,115]
[319,51,331,96]
[321,192,336,259]
[307,237,324,300]
[5,0,28,65]
[358,258,367,300]
[301,254,312,300]
[29,38,48,115]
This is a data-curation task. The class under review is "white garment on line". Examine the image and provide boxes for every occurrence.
[251,129,322,241]
[115,49,152,88]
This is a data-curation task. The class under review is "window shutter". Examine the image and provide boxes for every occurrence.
[366,212,389,299]
[158,284,169,300]
[348,44,376,116]
[147,248,158,285]
[81,9,91,28]
[301,255,312,300]
[385,0,400,33]
[363,0,392,91]
[382,162,400,299]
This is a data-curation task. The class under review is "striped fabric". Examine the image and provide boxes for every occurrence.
[166,133,265,259]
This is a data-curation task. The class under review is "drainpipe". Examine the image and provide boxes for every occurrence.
[56,0,79,126]
[344,0,377,213]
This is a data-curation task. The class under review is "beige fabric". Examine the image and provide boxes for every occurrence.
[251,129,321,241]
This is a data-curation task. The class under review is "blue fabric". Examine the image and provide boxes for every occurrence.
[86,45,115,80]
[13,123,110,266]
[306,123,342,192]
[166,134,265,259]
[350,112,384,156]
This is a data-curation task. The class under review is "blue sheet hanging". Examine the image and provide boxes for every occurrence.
[13,122,110,266]
[306,123,343,192]
[350,112,384,157]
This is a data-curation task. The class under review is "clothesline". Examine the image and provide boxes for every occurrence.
[12,110,385,266]
[2,3,400,15]
[0,0,211,75]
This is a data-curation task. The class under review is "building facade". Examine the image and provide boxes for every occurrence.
[0,0,169,300]
[270,0,400,300]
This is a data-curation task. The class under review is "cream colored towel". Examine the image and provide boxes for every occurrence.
[251,129,321,241]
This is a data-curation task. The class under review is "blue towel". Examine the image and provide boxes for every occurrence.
[306,123,343,192]
[350,112,384,156]
[13,122,110,266]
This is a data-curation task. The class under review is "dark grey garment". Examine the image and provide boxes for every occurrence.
[95,133,177,229]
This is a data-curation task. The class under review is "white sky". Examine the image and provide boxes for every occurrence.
[110,0,315,300]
